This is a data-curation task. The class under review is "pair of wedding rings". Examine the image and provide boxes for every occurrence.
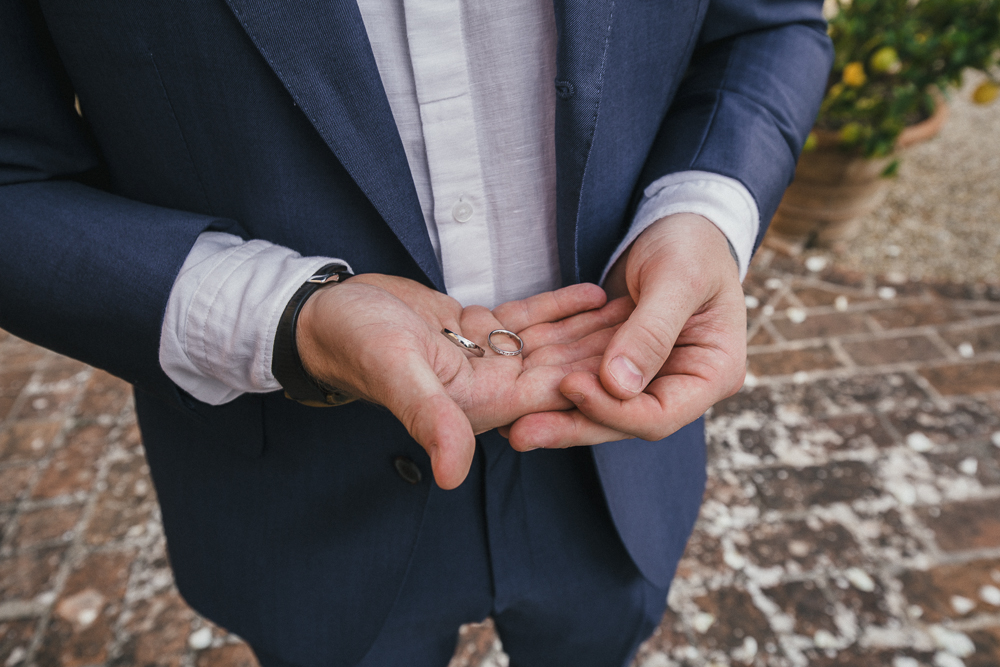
[441,328,523,357]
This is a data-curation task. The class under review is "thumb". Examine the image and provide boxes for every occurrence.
[598,284,690,399]
[383,358,476,490]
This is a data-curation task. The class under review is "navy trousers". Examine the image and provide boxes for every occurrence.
[254,431,669,667]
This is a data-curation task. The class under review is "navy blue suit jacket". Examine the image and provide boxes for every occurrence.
[0,0,831,663]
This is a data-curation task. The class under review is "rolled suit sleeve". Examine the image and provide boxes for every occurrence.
[636,0,834,251]
[602,171,758,283]
[0,0,244,402]
[160,232,353,405]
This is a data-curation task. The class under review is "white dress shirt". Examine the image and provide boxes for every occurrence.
[159,0,759,405]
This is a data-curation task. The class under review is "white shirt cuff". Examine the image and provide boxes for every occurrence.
[159,231,349,405]
[600,171,759,283]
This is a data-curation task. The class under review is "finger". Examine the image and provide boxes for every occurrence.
[522,326,620,369]
[456,305,507,355]
[561,365,732,442]
[471,356,603,429]
[519,296,633,355]
[598,284,696,399]
[506,408,629,451]
[492,283,606,333]
[380,351,476,490]
[298,281,477,488]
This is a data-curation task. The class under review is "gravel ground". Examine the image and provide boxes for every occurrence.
[798,71,1000,285]
[4,266,1000,667]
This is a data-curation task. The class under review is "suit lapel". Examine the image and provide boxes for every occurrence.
[222,0,444,289]
[222,0,612,290]
[552,0,616,286]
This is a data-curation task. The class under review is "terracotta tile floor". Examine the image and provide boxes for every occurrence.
[2,249,1000,667]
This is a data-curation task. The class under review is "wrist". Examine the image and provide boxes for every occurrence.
[272,263,356,407]
[612,213,735,291]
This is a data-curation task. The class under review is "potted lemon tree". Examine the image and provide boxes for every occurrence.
[770,0,1000,249]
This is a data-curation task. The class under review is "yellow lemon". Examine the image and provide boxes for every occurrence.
[842,62,867,87]
[803,132,818,152]
[869,47,901,74]
[973,81,1000,105]
[839,122,863,145]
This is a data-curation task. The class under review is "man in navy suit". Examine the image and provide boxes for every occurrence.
[0,1,832,665]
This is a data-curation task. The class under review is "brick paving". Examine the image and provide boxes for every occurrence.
[2,249,1000,666]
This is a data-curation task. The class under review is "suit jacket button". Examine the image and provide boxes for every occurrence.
[554,79,575,99]
[394,456,422,484]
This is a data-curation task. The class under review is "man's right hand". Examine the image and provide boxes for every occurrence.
[296,275,629,489]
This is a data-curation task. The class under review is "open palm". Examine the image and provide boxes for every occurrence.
[296,274,629,487]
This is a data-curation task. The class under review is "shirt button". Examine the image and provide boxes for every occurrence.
[393,456,422,484]
[452,200,474,223]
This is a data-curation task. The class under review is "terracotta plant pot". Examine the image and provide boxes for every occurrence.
[768,96,949,250]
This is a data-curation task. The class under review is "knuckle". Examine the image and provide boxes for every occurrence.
[527,347,556,367]
[581,406,628,436]
[395,398,426,437]
[492,298,517,324]
[517,298,532,324]
[725,368,747,397]
[495,300,531,331]
[625,324,670,367]
[552,288,577,317]
[637,419,676,442]
[464,304,491,320]
[634,420,664,441]
[547,318,570,340]
[569,414,595,446]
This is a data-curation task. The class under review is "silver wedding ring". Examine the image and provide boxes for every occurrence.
[488,329,524,357]
[441,329,485,357]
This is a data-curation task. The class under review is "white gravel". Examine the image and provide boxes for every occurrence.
[809,71,1000,284]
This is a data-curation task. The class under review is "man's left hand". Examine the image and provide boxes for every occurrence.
[504,213,747,449]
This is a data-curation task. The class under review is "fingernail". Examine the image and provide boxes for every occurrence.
[565,392,585,405]
[609,356,643,393]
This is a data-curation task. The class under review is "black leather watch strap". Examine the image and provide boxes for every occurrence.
[271,262,356,407]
